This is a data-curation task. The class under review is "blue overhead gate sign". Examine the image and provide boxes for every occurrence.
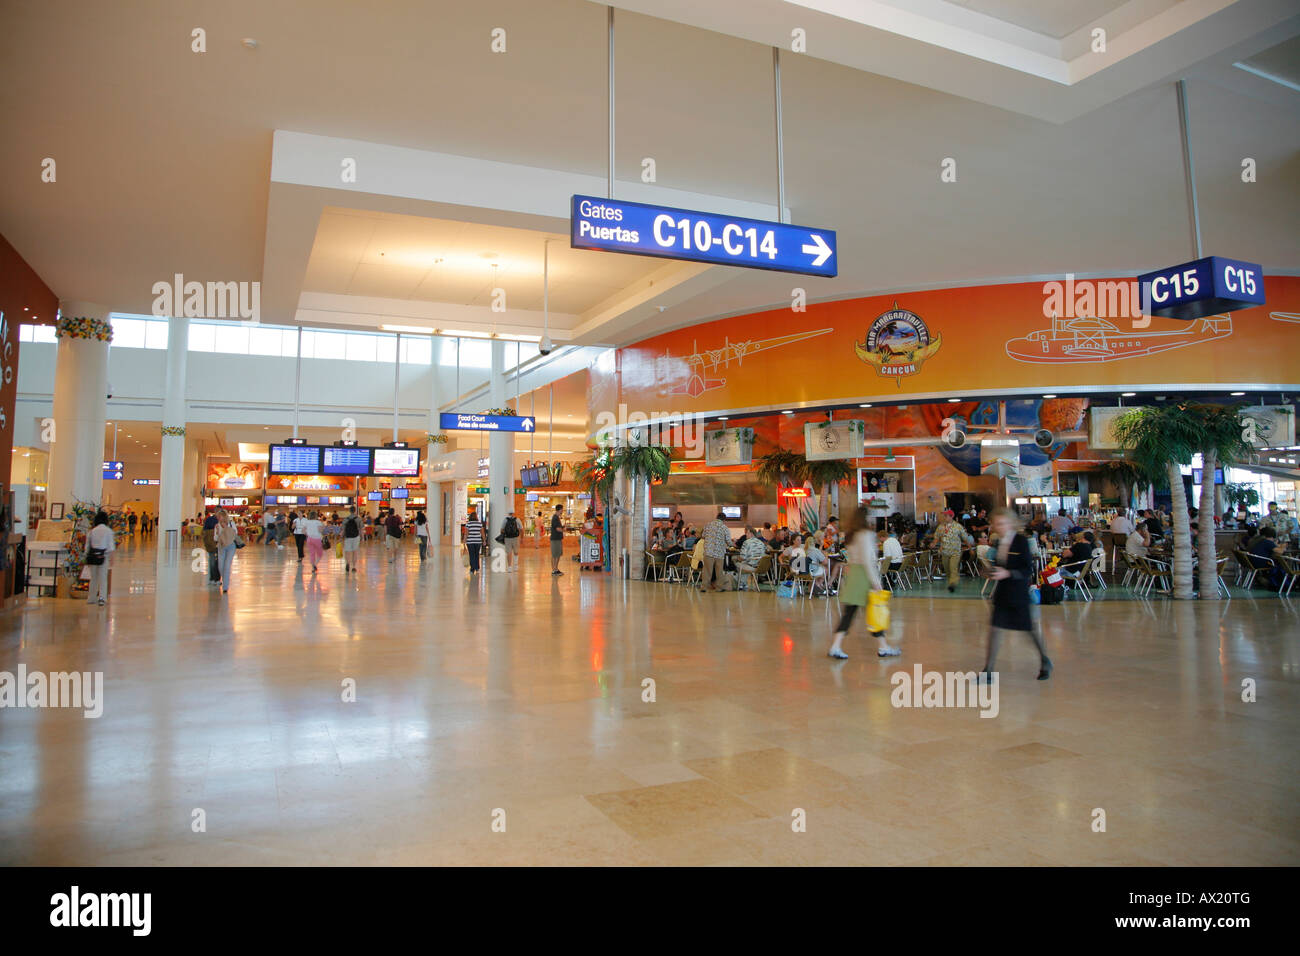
[570,195,837,278]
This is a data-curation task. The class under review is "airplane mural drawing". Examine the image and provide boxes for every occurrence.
[1005,313,1231,364]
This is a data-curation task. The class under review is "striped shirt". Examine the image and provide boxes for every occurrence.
[464,519,484,545]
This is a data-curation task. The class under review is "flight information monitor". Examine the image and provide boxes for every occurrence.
[268,444,323,475]
[372,447,421,477]
[322,446,373,475]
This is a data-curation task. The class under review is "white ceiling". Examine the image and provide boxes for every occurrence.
[953,0,1140,39]
[303,208,663,314]
[1,0,1297,352]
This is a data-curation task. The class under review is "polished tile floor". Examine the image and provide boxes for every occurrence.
[2,535,1297,866]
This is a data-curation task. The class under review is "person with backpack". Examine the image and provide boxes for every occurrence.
[342,507,362,572]
[498,510,521,572]
[414,510,429,562]
[202,510,221,584]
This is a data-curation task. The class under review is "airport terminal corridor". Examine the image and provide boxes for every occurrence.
[2,536,1296,867]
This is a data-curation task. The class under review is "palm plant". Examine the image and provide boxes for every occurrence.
[573,446,617,571]
[1111,404,1201,599]
[805,458,855,528]
[1190,403,1253,600]
[1101,458,1149,510]
[756,447,810,530]
[755,447,809,487]
[608,442,673,581]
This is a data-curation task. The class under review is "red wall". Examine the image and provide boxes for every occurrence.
[0,232,59,481]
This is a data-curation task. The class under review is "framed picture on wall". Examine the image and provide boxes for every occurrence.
[50,503,64,520]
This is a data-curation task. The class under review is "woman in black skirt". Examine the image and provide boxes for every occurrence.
[981,508,1052,681]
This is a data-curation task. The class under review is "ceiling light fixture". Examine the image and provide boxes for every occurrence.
[1230,391,1246,396]
[859,403,872,408]
[947,398,961,403]
[1043,394,1057,399]
[1121,392,1136,397]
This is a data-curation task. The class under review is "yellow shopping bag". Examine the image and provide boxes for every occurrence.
[866,589,891,633]
[334,540,343,559]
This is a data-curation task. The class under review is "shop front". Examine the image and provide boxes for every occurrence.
[263,474,356,517]
[204,462,265,515]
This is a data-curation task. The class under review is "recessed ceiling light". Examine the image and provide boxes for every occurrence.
[781,410,793,415]
[947,398,961,403]
[1043,394,1056,399]
[718,416,729,421]
[1230,391,1245,396]
[859,404,872,408]
[1121,392,1136,397]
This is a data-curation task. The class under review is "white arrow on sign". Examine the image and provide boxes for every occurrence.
[801,233,832,267]
[522,419,534,431]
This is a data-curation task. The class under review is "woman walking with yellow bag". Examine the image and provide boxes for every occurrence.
[828,506,901,660]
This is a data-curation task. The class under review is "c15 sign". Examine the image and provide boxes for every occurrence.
[1138,255,1265,320]
[570,195,837,278]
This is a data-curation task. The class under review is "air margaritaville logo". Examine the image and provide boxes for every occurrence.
[855,303,942,387]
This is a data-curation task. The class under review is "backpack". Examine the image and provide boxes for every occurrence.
[344,517,359,539]
[504,517,520,538]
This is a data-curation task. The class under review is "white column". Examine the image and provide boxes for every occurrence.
[158,315,188,549]
[487,340,514,563]
[426,348,445,544]
[48,302,111,515]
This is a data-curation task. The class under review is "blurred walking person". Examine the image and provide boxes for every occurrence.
[828,506,900,659]
[980,508,1052,682]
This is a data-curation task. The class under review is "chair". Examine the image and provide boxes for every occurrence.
[1232,549,1256,587]
[1138,556,1172,596]
[1280,554,1299,597]
[644,551,665,581]
[1086,553,1108,591]
[682,556,702,589]
[1234,549,1270,589]
[1057,559,1092,601]
[977,556,995,596]
[1115,550,1139,589]
[886,553,911,592]
[1214,555,1231,599]
[660,551,688,583]
[739,553,772,593]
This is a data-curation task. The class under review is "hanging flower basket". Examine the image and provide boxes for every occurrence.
[161,425,186,437]
[426,433,448,445]
[485,407,516,417]
[56,315,113,342]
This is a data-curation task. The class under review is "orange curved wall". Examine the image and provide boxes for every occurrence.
[597,275,1300,417]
